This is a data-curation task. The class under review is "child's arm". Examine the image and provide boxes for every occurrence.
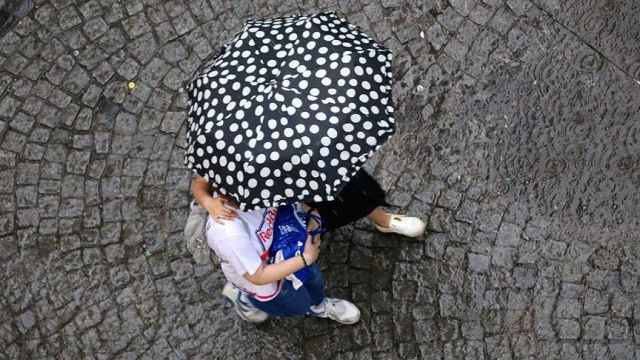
[243,233,321,285]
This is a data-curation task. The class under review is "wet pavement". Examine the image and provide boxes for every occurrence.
[1,0,639,359]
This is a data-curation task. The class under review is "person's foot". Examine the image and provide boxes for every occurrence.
[222,282,269,323]
[310,298,360,324]
[373,214,426,237]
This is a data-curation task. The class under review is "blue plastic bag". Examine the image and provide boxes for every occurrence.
[269,204,327,289]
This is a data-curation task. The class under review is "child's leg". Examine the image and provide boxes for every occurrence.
[302,264,326,307]
[247,281,312,318]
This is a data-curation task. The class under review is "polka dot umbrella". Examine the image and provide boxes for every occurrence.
[185,11,395,210]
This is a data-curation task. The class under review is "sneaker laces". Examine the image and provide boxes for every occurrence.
[308,299,326,316]
[325,299,344,318]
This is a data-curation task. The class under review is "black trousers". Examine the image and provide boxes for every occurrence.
[307,169,391,230]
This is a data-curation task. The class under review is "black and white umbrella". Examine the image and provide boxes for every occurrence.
[185,12,395,210]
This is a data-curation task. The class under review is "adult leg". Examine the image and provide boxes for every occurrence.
[309,169,425,236]
[308,169,391,230]
[367,207,390,228]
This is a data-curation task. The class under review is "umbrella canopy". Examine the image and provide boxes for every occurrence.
[185,11,395,210]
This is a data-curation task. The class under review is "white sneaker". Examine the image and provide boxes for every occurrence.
[310,298,360,324]
[373,214,426,237]
[222,282,269,323]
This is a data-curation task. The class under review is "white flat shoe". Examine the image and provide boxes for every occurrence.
[373,214,426,237]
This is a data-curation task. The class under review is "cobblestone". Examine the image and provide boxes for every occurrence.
[1,0,639,358]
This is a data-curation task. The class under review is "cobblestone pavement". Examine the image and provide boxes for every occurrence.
[1,0,639,359]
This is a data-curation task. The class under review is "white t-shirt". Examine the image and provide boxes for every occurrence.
[206,206,282,301]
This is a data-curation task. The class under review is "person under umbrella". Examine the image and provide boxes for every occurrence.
[192,168,425,323]
[187,12,425,322]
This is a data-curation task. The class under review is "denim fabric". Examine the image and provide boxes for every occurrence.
[247,264,325,318]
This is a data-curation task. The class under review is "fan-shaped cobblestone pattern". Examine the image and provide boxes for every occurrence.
[0,0,638,359]
[533,0,640,81]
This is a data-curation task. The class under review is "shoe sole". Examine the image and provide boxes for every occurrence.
[329,315,360,324]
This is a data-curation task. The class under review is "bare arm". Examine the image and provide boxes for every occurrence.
[243,233,321,285]
[191,176,239,223]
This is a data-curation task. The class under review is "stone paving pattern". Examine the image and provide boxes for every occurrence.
[0,0,639,359]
